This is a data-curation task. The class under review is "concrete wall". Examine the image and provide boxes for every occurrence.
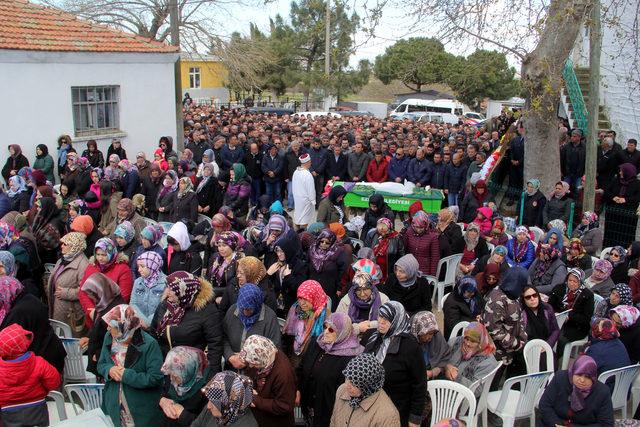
[0,50,178,178]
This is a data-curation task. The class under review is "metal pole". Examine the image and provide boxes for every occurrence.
[584,0,601,212]
[170,0,184,151]
[324,0,330,76]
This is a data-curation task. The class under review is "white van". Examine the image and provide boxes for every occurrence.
[390,98,465,120]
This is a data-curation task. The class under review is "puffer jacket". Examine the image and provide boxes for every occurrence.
[401,228,439,275]
[224,178,251,217]
[542,196,572,226]
[506,239,536,269]
[0,350,61,408]
[528,258,567,295]
[444,162,468,193]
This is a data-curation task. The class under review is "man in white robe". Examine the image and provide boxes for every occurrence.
[292,153,316,228]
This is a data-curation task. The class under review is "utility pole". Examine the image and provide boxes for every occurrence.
[584,0,601,212]
[170,0,184,151]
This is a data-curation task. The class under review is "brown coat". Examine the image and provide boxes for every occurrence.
[330,383,401,427]
[47,253,90,337]
[248,350,296,427]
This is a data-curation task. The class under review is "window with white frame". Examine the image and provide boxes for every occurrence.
[71,86,120,137]
[189,67,201,89]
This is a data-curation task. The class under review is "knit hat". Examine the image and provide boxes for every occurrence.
[0,323,33,359]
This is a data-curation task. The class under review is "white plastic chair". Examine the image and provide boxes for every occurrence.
[469,362,503,427]
[50,319,73,338]
[529,227,544,243]
[349,238,365,253]
[631,374,640,415]
[46,391,68,422]
[555,310,571,331]
[486,242,495,252]
[591,256,599,268]
[487,371,553,427]
[600,246,613,259]
[426,253,463,310]
[441,292,451,307]
[61,338,96,383]
[448,321,470,346]
[64,384,104,415]
[428,380,477,427]
[598,364,640,419]
[560,338,589,370]
[523,339,554,374]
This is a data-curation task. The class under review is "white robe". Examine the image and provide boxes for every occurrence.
[292,167,316,225]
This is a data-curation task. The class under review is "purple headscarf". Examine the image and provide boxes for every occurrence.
[347,272,383,322]
[262,214,290,247]
[567,355,598,411]
[317,312,363,356]
[308,229,341,272]
[619,163,637,196]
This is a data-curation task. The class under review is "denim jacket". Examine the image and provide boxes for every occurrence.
[130,272,168,325]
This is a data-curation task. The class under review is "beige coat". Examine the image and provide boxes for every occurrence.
[47,253,90,337]
[330,383,401,427]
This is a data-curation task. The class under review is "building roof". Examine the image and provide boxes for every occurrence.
[180,52,223,62]
[0,0,178,53]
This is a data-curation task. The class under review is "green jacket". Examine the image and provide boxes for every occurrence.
[33,154,55,183]
[97,329,164,427]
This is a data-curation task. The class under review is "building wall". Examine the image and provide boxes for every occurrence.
[180,60,229,102]
[0,50,178,177]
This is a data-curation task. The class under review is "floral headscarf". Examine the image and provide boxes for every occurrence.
[137,251,163,288]
[411,210,431,231]
[563,268,586,310]
[347,271,382,322]
[157,271,201,336]
[317,312,363,357]
[94,237,118,271]
[376,217,393,232]
[216,231,238,251]
[464,223,480,249]
[367,301,410,363]
[410,311,439,338]
[548,219,567,235]
[177,177,194,199]
[102,304,143,366]
[60,231,87,260]
[351,258,382,285]
[240,334,278,371]
[568,355,597,411]
[211,213,232,232]
[591,259,613,282]
[0,222,17,250]
[237,257,267,285]
[611,283,633,307]
[575,211,600,237]
[590,317,619,341]
[607,246,627,267]
[0,277,24,325]
[461,322,496,360]
[201,371,253,426]
[114,221,135,245]
[7,176,27,198]
[308,229,341,272]
[342,353,385,408]
[236,284,264,329]
[568,238,587,259]
[161,346,208,398]
[140,224,164,246]
[0,251,16,276]
[284,280,329,355]
[611,305,640,328]
[116,198,135,220]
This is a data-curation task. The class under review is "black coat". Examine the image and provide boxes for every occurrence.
[2,154,29,184]
[298,341,354,427]
[619,319,640,363]
[459,193,482,224]
[9,191,31,213]
[442,287,484,338]
[379,276,432,316]
[324,152,348,181]
[171,191,198,224]
[519,190,547,228]
[167,249,202,276]
[308,248,348,308]
[244,151,263,179]
[0,292,66,373]
[364,334,427,427]
[141,176,162,219]
[440,223,464,254]
[548,284,594,341]
[157,191,176,222]
[196,178,218,215]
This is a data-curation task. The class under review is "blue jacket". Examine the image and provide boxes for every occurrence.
[388,156,410,181]
[308,147,327,175]
[130,272,168,325]
[261,153,284,183]
[122,170,140,199]
[220,145,245,170]
[429,162,446,189]
[585,338,631,376]
[444,163,468,193]
[407,158,430,185]
[0,192,11,219]
[506,239,536,269]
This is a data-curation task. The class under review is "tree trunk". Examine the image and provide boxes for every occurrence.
[520,0,591,195]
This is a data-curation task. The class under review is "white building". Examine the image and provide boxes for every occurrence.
[0,0,179,172]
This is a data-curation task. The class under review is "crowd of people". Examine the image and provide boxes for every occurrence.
[0,104,638,427]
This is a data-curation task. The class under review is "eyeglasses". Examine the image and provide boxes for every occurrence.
[355,287,371,294]
[323,325,335,333]
[523,293,538,300]
[611,253,620,258]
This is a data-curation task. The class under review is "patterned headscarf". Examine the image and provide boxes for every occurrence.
[0,277,24,325]
[261,214,290,246]
[137,251,163,288]
[94,237,118,271]
[611,305,640,328]
[237,257,267,285]
[607,246,627,267]
[590,317,619,341]
[81,272,121,313]
[568,355,597,411]
[612,283,633,307]
[347,271,383,322]
[0,222,17,250]
[161,346,208,397]
[368,301,410,363]
[117,198,135,220]
[140,224,164,246]
[411,210,431,231]
[563,268,586,309]
[351,258,382,285]
[114,221,135,245]
[201,371,253,426]
[177,177,194,199]
[284,280,329,355]
[216,231,238,251]
[308,229,341,272]
[376,217,393,231]
[157,271,202,336]
[297,280,329,312]
[211,213,232,232]
[0,251,16,276]
[240,335,278,370]
[0,323,34,360]
[7,176,27,197]
[464,223,481,249]
[548,219,567,235]
[411,311,439,338]
[60,232,87,260]
[102,304,142,345]
[236,284,264,329]
[317,312,363,357]
[591,259,613,282]
[461,322,496,360]
[342,353,385,408]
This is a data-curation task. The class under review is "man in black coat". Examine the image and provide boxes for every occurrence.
[244,143,263,205]
[616,138,640,169]
[324,144,349,182]
[597,137,619,191]
[506,125,525,204]
[560,129,586,195]
[261,144,284,202]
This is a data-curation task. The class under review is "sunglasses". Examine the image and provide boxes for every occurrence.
[523,293,538,300]
[319,239,332,245]
[323,324,335,333]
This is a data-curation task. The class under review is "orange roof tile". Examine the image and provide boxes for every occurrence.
[0,0,178,53]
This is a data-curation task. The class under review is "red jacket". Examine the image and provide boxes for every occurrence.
[401,228,440,276]
[0,352,61,408]
[78,255,134,328]
[366,158,389,182]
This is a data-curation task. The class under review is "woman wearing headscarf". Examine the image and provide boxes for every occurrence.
[31,196,64,263]
[192,371,257,427]
[475,261,502,296]
[436,207,464,255]
[113,197,146,242]
[316,185,347,225]
[594,282,633,318]
[336,271,389,336]
[538,355,614,426]
[196,163,219,218]
[97,180,123,236]
[33,143,55,183]
[380,254,431,316]
[97,304,164,427]
[459,179,488,224]
[159,346,210,426]
[401,210,439,276]
[444,322,498,395]
[208,231,242,301]
[606,245,629,285]
[221,256,277,314]
[257,213,298,269]
[610,305,640,363]
[370,217,404,284]
[140,163,164,220]
[240,335,296,427]
[330,353,401,427]
[223,284,281,370]
[0,250,15,278]
[549,268,595,358]
[0,276,66,373]
[166,221,202,275]
[130,224,166,278]
[485,218,509,247]
[585,317,630,376]
[154,148,170,172]
[564,238,593,271]
[151,271,223,377]
[604,163,640,247]
[364,301,426,427]
[411,311,451,380]
[171,176,198,224]
[572,211,603,255]
[457,223,489,276]
[360,193,395,241]
[283,280,331,362]
[224,163,252,218]
[113,220,137,261]
[267,231,307,315]
[2,144,30,185]
[520,285,560,349]
[298,312,363,427]
[528,245,567,295]
[518,178,546,228]
[130,251,167,325]
[71,214,103,257]
[542,181,572,227]
[443,276,484,338]
[506,226,536,269]
[78,237,134,327]
[196,149,219,179]
[47,231,90,336]
[7,175,31,213]
[585,259,615,297]
[470,244,510,277]
[308,228,348,307]
[157,170,178,222]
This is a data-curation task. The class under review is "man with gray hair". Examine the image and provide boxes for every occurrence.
[597,136,618,190]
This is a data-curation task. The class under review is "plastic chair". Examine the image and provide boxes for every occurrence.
[631,374,640,415]
[141,217,159,228]
[600,247,613,259]
[278,317,286,329]
[487,371,553,427]
[427,253,463,310]
[554,310,571,331]
[598,364,640,419]
[61,338,95,383]
[64,384,104,415]
[441,292,451,307]
[468,362,502,427]
[486,242,495,252]
[46,391,68,422]
[448,321,470,346]
[50,319,73,338]
[560,338,589,370]
[529,227,544,243]
[591,256,599,268]
[428,380,477,427]
[523,339,554,374]
[349,238,364,254]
